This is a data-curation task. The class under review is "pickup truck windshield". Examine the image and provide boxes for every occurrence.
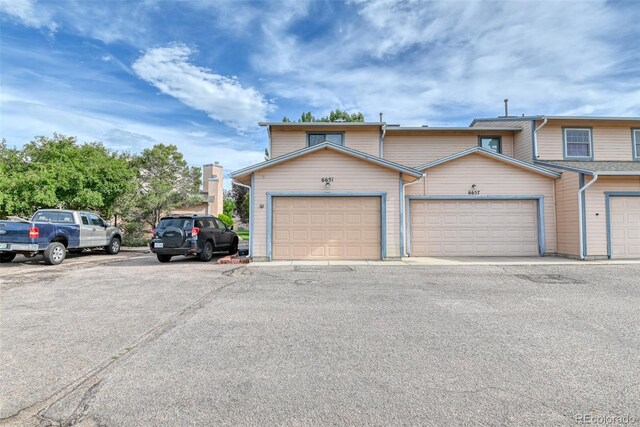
[158,218,192,229]
[32,211,75,224]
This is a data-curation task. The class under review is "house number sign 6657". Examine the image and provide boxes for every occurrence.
[321,177,334,183]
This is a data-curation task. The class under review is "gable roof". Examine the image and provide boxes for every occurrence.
[229,142,423,180]
[415,147,561,178]
[534,160,640,176]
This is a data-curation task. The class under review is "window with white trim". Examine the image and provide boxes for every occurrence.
[307,133,344,146]
[564,128,592,159]
[633,129,640,160]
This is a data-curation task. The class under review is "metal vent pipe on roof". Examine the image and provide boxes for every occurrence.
[504,98,509,117]
[379,112,383,122]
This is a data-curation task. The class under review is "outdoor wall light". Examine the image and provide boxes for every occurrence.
[325,182,331,188]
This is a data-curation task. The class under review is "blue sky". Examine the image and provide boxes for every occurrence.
[1,0,639,181]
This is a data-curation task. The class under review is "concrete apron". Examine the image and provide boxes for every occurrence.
[249,257,640,266]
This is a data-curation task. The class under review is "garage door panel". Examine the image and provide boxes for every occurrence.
[610,196,640,259]
[273,197,381,260]
[410,199,539,257]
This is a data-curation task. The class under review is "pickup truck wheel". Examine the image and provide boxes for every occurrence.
[0,252,16,263]
[105,237,121,255]
[43,242,66,265]
[228,238,238,255]
[157,254,172,263]
[199,241,214,262]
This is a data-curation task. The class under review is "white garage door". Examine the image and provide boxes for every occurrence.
[610,196,640,259]
[410,199,539,256]
[272,197,381,260]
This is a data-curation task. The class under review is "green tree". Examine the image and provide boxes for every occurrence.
[218,213,234,228]
[230,183,249,223]
[131,144,202,227]
[282,109,365,123]
[0,134,136,219]
[223,198,236,217]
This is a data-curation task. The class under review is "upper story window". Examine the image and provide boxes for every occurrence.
[633,129,640,160]
[307,133,344,147]
[563,128,592,160]
[478,136,502,153]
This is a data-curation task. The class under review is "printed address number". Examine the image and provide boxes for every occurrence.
[321,177,334,183]
[468,190,480,195]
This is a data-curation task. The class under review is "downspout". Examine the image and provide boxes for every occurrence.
[380,125,386,158]
[578,173,598,260]
[267,125,272,160]
[232,178,252,258]
[402,173,426,257]
[533,118,548,160]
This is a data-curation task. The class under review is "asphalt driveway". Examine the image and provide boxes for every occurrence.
[1,254,639,426]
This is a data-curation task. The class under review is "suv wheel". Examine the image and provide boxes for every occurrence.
[228,238,238,255]
[157,254,172,263]
[199,241,214,262]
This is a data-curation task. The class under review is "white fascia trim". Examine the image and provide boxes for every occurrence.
[415,147,561,178]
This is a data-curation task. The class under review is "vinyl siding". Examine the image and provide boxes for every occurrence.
[584,176,640,257]
[270,127,380,158]
[554,171,580,256]
[472,120,533,162]
[252,148,401,259]
[383,132,514,167]
[405,153,557,254]
[536,121,638,161]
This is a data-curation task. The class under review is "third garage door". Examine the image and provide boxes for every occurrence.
[610,196,640,259]
[409,199,539,256]
[272,196,381,260]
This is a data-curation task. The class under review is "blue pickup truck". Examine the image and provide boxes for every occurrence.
[0,209,123,265]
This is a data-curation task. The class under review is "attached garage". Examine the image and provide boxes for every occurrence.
[409,198,541,257]
[272,196,382,260]
[608,195,640,259]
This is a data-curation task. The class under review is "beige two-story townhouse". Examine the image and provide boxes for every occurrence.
[231,116,640,261]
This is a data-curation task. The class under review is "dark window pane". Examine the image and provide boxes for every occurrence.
[308,133,343,146]
[480,137,501,153]
[325,133,343,145]
[308,134,325,146]
[81,215,89,225]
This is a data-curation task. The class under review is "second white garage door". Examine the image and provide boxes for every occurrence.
[272,196,381,260]
[410,199,539,256]
[609,196,640,259]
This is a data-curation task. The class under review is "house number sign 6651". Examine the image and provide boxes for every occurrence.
[321,177,334,183]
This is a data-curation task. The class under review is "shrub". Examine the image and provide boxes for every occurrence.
[121,220,150,247]
[218,213,234,228]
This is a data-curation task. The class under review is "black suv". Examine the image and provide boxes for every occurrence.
[149,215,239,263]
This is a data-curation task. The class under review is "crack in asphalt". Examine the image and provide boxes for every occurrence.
[0,265,247,426]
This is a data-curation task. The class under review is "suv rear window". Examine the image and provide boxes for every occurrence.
[157,218,193,229]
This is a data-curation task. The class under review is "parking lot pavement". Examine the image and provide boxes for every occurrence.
[1,256,639,426]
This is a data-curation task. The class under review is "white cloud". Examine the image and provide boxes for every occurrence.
[1,90,265,186]
[132,43,275,132]
[252,0,640,123]
[0,0,56,30]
